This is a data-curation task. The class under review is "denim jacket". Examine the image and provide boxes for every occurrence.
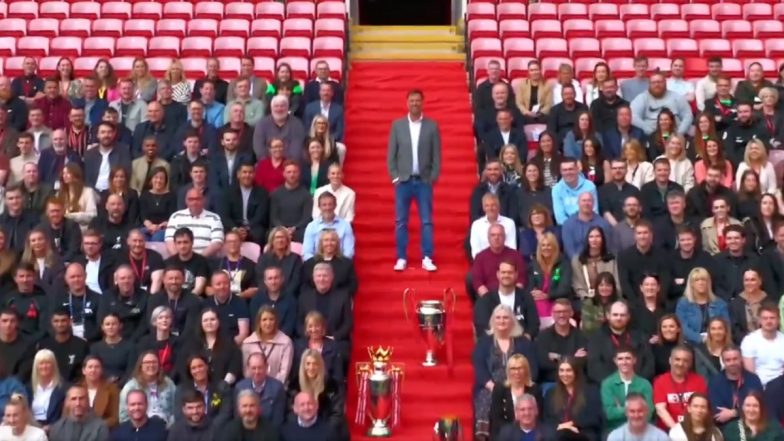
[119,377,177,426]
[675,297,730,344]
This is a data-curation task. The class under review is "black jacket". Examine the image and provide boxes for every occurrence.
[473,288,540,337]
[83,145,132,189]
[639,180,684,221]
[178,334,243,386]
[535,326,588,383]
[145,291,202,338]
[714,251,774,301]
[652,215,701,251]
[586,325,655,383]
[172,122,219,158]
[167,417,216,441]
[193,77,229,104]
[490,383,544,440]
[6,286,50,340]
[546,101,589,141]
[37,334,90,382]
[590,96,629,132]
[1,96,29,132]
[762,249,784,301]
[73,253,116,294]
[667,249,726,300]
[598,181,640,222]
[617,244,671,300]
[704,96,737,132]
[0,210,39,251]
[0,333,36,379]
[49,287,102,342]
[469,181,521,225]
[169,152,207,190]
[97,287,149,341]
[297,287,352,341]
[473,80,514,114]
[685,183,739,220]
[475,104,525,140]
[132,121,176,159]
[480,127,527,160]
[542,385,603,441]
[302,256,357,299]
[723,119,768,167]
[208,150,255,191]
[223,418,279,441]
[38,219,83,263]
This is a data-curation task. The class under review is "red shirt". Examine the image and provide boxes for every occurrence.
[33,96,72,130]
[653,372,707,429]
[254,158,285,193]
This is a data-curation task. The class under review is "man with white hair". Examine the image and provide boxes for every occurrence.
[496,394,546,441]
[38,127,80,188]
[253,95,306,160]
[606,393,669,441]
[225,77,264,126]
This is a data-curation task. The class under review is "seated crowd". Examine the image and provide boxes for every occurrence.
[0,54,355,441]
[469,56,784,441]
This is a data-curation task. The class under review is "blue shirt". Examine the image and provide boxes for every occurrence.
[302,215,355,260]
[203,101,225,129]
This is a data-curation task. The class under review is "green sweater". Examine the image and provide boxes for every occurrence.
[723,420,784,441]
[600,372,654,431]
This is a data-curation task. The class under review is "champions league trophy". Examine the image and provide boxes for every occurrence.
[433,416,464,441]
[403,288,456,367]
[354,346,404,437]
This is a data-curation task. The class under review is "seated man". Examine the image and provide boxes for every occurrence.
[49,262,102,342]
[469,193,516,259]
[20,161,53,216]
[469,224,526,303]
[111,389,167,441]
[535,299,587,384]
[551,158,598,225]
[192,57,229,104]
[165,188,224,257]
[208,128,255,191]
[204,271,251,345]
[130,136,170,194]
[303,82,345,142]
[282,392,339,441]
[652,345,707,430]
[48,385,110,441]
[606,393,669,441]
[561,191,614,259]
[708,346,763,427]
[109,78,148,133]
[740,304,784,388]
[88,194,132,252]
[197,79,227,128]
[497,394,547,441]
[9,132,39,186]
[172,100,219,155]
[253,95,306,161]
[303,60,344,105]
[587,301,655,383]
[170,132,207,190]
[630,72,693,136]
[11,57,44,104]
[37,308,89,383]
[302,192,354,260]
[270,161,313,243]
[167,390,216,439]
[223,163,270,246]
[37,128,80,190]
[224,77,265,127]
[34,78,71,130]
[473,260,538,337]
[147,265,201,337]
[469,160,520,224]
[601,347,654,433]
[74,229,116,294]
[478,109,526,172]
[0,184,39,251]
[88,107,133,147]
[250,266,296,337]
[6,263,49,339]
[163,228,211,296]
[132,101,175,159]
[312,163,355,223]
[297,263,352,343]
[234,353,286,428]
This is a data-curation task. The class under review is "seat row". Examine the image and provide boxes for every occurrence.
[468,0,783,5]
[0,0,345,20]
[466,2,784,22]
[467,19,784,42]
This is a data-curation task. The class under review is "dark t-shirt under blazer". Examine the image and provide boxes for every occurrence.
[387,115,442,183]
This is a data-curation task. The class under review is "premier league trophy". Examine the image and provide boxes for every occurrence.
[403,288,456,367]
[354,346,404,437]
[433,416,464,441]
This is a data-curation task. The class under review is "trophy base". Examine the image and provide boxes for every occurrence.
[367,425,392,437]
[422,359,438,367]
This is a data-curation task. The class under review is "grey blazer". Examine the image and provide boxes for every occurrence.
[27,127,52,151]
[387,116,441,183]
[227,76,267,103]
[109,99,148,133]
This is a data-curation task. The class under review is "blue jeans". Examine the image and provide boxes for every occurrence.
[394,178,434,260]
[141,227,166,242]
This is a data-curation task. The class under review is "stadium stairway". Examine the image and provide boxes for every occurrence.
[350,25,464,60]
[343,61,476,440]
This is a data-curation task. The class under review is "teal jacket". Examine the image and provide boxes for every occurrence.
[600,372,654,431]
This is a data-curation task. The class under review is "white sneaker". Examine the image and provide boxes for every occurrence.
[393,259,407,271]
[422,257,437,272]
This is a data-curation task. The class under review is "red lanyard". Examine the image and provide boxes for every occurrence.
[69,128,87,157]
[563,393,574,422]
[610,332,631,348]
[765,115,775,137]
[715,98,733,117]
[732,376,744,409]
[129,252,147,284]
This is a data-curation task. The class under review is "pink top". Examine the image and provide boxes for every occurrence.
[535,270,554,318]
[694,160,733,189]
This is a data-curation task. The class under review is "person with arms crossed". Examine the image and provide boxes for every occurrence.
[741,304,784,387]
[653,345,708,430]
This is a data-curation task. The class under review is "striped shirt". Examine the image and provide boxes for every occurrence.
[165,208,224,253]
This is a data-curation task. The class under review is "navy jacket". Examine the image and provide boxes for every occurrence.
[708,370,763,424]
[250,289,296,337]
[88,122,133,148]
[2,96,29,131]
[26,383,66,425]
[110,416,168,441]
[235,377,286,427]
[38,148,82,187]
[83,145,132,189]
[303,101,345,142]
[281,418,338,441]
[303,80,344,105]
[600,125,646,159]
[473,335,538,394]
[132,122,176,159]
[480,128,528,160]
[208,150,255,191]
[764,374,784,426]
[172,122,220,157]
[71,97,108,127]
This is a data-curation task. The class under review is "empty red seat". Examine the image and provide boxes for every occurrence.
[535,38,568,58]
[503,37,534,57]
[743,3,772,21]
[3,57,25,76]
[219,19,250,38]
[40,2,69,19]
[162,3,193,20]
[0,18,26,38]
[658,20,689,38]
[563,19,593,38]
[626,19,658,39]
[722,20,753,39]
[467,19,498,40]
[212,36,246,57]
[247,36,278,58]
[102,2,131,20]
[123,19,155,38]
[733,40,765,58]
[217,56,241,77]
[316,2,346,20]
[181,36,212,57]
[499,19,528,39]
[155,19,186,38]
[541,57,572,79]
[569,38,601,58]
[0,38,15,57]
[82,37,115,57]
[650,3,680,21]
[608,58,635,77]
[256,2,284,21]
[648,57,672,73]
[148,36,180,57]
[91,19,122,38]
[699,39,732,57]
[575,57,606,79]
[105,57,130,76]
[711,3,741,21]
[766,39,784,57]
[286,1,315,20]
[188,19,219,38]
[721,58,744,77]
[496,3,525,21]
[601,37,633,57]
[60,18,91,38]
[690,20,721,39]
[253,56,276,81]
[558,3,587,20]
[276,56,308,79]
[146,57,170,77]
[471,37,503,58]
[8,2,38,20]
[38,56,60,76]
[506,57,533,79]
[251,19,282,38]
[116,36,147,57]
[16,36,49,57]
[283,18,313,38]
[180,57,207,77]
[528,3,557,21]
[667,38,699,57]
[195,2,223,20]
[619,4,649,21]
[312,36,343,58]
[70,2,100,20]
[595,20,626,38]
[775,4,784,20]
[589,3,618,20]
[29,18,59,38]
[466,3,495,21]
[224,2,254,20]
[754,21,784,39]
[681,3,710,20]
[132,2,162,19]
[530,20,561,39]
[314,18,345,38]
[633,38,666,57]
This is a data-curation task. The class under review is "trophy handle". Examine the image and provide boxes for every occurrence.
[443,288,457,314]
[403,288,416,323]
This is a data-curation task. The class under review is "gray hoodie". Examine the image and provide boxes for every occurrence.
[49,415,109,441]
[630,90,694,135]
[167,418,215,441]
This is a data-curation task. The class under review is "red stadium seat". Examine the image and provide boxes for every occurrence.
[496,3,525,21]
[541,57,572,79]
[29,18,59,38]
[59,18,91,38]
[312,36,344,58]
[683,58,708,76]
[148,36,181,57]
[253,56,276,81]
[721,58,744,77]
[530,20,561,39]
[626,20,658,39]
[213,36,246,57]
[535,38,568,58]
[188,19,219,38]
[563,19,593,39]
[256,2,285,21]
[569,38,601,58]
[648,57,672,73]
[283,18,313,38]
[224,3,254,20]
[247,36,279,58]
[195,2,223,20]
[743,3,772,21]
[775,4,784,21]
[106,57,132,76]
[699,39,732,57]
[8,2,38,20]
[588,3,618,20]
[733,40,765,58]
[595,20,626,38]
[503,38,534,57]
[471,37,503,58]
[0,39,15,57]
[711,3,741,21]
[722,20,753,39]
[124,19,156,38]
[681,3,710,20]
[575,57,606,79]
[276,56,308,79]
[316,2,346,20]
[558,3,587,20]
[666,38,699,57]
[162,3,193,20]
[314,19,345,38]
[38,56,60,76]
[279,36,312,57]
[766,39,784,58]
[116,36,148,57]
[82,37,115,57]
[473,56,506,79]
[132,2,162,19]
[754,21,784,39]
[70,2,100,20]
[601,37,633,58]
[251,19,282,38]
[467,19,498,40]
[690,20,721,39]
[619,4,649,21]
[0,18,26,38]
[743,58,776,73]
[466,3,495,21]
[506,57,534,79]
[40,2,69,19]
[91,19,122,38]
[16,36,49,57]
[219,19,250,38]
[0,4,7,20]
[310,57,342,81]
[180,57,207,77]
[102,2,131,20]
[181,36,212,57]
[3,57,25,76]
[217,56,241,77]
[286,2,316,20]
[650,3,680,21]
[156,19,186,38]
[146,57,170,77]
[528,3,557,21]
[499,19,528,39]
[634,38,666,57]
[658,20,689,39]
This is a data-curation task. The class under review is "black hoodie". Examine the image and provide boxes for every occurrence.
[97,287,149,342]
[167,417,215,441]
[6,285,49,340]
[0,333,36,379]
[586,325,655,383]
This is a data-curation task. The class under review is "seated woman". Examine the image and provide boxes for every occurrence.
[293,311,343,383]
[93,58,119,101]
[525,232,572,327]
[645,109,677,161]
[57,163,98,232]
[659,134,695,192]
[0,393,47,441]
[700,196,742,255]
[139,167,177,242]
[265,63,303,116]
[241,306,293,385]
[583,62,613,105]
[745,194,784,254]
[518,204,559,265]
[301,138,331,195]
[722,392,783,441]
[131,57,158,103]
[289,350,347,439]
[303,229,358,297]
[89,314,136,384]
[729,268,775,344]
[571,227,620,302]
[669,393,723,441]
[694,137,733,188]
[580,272,620,336]
[256,227,304,298]
[119,350,176,426]
[28,349,66,430]
[737,170,764,221]
[254,138,287,193]
[472,305,538,440]
[578,137,609,186]
[651,314,684,377]
[630,274,668,340]
[542,357,602,441]
[174,355,232,430]
[756,87,784,147]
[736,140,777,194]
[310,115,345,164]
[499,144,524,186]
[21,228,65,294]
[489,354,543,440]
[563,111,602,159]
[688,112,720,163]
[98,166,140,226]
[622,139,654,189]
[528,132,562,188]
[136,306,180,378]
[164,59,192,104]
[178,308,243,388]
[77,355,119,429]
[693,317,733,378]
[54,57,82,101]
[675,267,730,345]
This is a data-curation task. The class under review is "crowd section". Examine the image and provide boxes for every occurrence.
[0,54,355,441]
[469,55,784,441]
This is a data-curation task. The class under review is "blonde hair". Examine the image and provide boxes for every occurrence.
[666,134,687,160]
[683,267,717,303]
[743,139,769,167]
[309,115,336,159]
[298,349,326,399]
[316,229,342,258]
[623,139,647,163]
[759,86,779,102]
[499,144,524,176]
[487,304,524,337]
[21,229,56,273]
[164,59,187,83]
[505,354,534,387]
[4,393,38,427]
[31,349,62,392]
[266,227,291,255]
[535,231,560,274]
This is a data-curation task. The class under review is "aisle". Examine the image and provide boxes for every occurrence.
[343,61,476,440]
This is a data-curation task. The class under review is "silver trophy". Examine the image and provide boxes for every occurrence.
[404,289,456,367]
[355,347,403,437]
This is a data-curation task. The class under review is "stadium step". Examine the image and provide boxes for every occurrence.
[350,25,465,60]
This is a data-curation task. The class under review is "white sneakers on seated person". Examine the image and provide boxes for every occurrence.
[394,257,438,272]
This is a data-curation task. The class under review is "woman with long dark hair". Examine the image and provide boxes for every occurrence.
[178,308,243,389]
[744,193,784,254]
[563,111,601,159]
[722,392,783,441]
[54,57,81,100]
[630,274,668,340]
[529,131,562,188]
[737,169,764,221]
[651,314,684,376]
[669,393,723,441]
[518,164,554,223]
[689,111,719,162]
[139,167,177,242]
[579,137,609,186]
[694,137,733,188]
[542,357,601,441]
[173,354,232,430]
[98,166,140,226]
[571,227,620,302]
[646,108,677,160]
[580,272,620,336]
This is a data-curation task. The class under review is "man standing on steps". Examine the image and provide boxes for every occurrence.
[387,89,442,272]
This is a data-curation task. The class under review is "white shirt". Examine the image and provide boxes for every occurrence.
[0,425,48,441]
[165,208,225,253]
[225,152,236,186]
[408,114,422,176]
[735,162,778,194]
[740,329,784,386]
[695,75,717,111]
[312,183,356,222]
[469,215,517,258]
[95,149,112,191]
[501,130,510,145]
[320,101,330,117]
[667,78,695,98]
[31,383,55,421]
[36,258,45,279]
[85,257,102,294]
[88,387,97,407]
[498,288,515,310]
[552,79,584,105]
[31,130,44,153]
[240,186,252,223]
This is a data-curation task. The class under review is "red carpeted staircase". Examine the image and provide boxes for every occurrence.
[344,61,476,440]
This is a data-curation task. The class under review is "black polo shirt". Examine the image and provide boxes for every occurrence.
[164,253,210,292]
[115,249,165,292]
[205,293,250,338]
